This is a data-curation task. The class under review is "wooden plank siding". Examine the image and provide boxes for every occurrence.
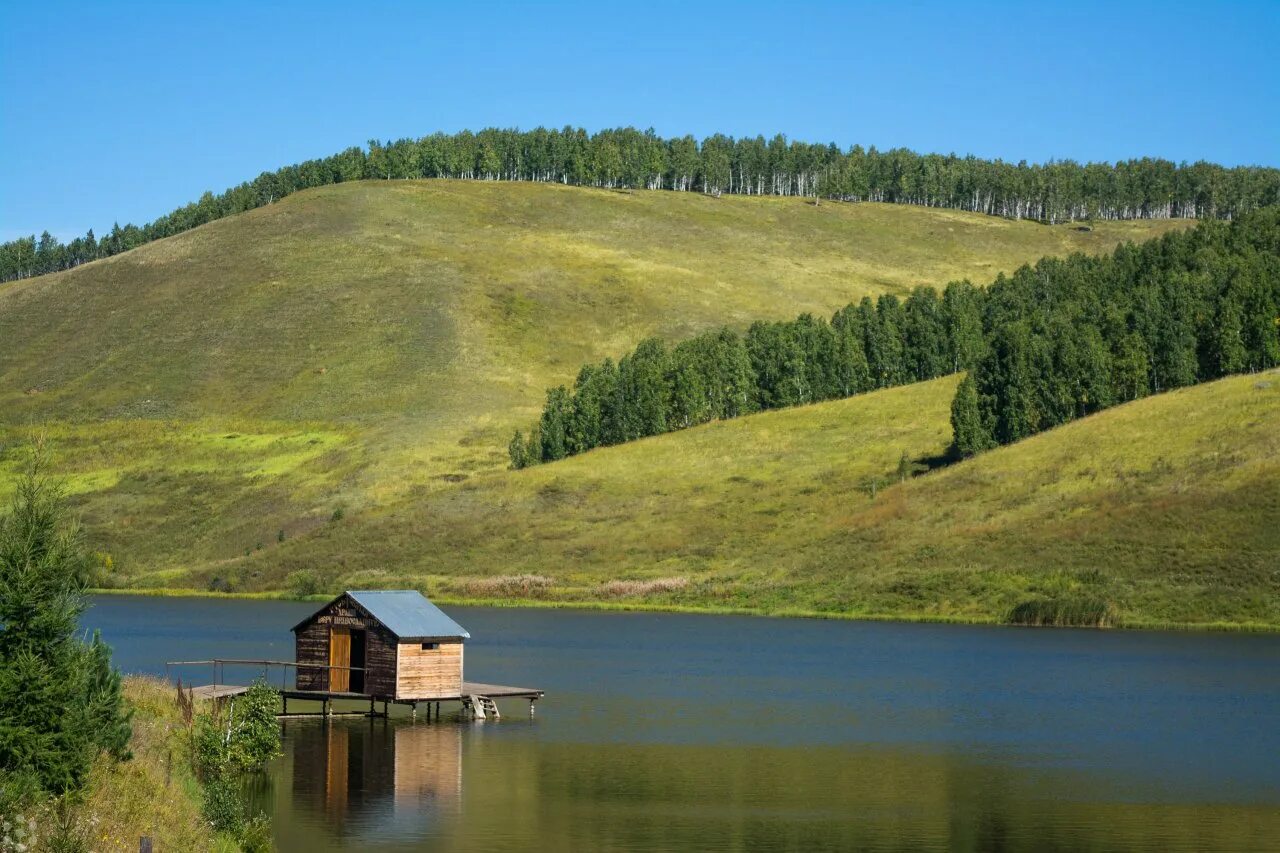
[364,626,398,698]
[293,593,401,698]
[295,621,330,691]
[395,641,463,700]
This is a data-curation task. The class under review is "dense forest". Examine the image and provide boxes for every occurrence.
[953,207,1280,455]
[5,127,1280,283]
[512,209,1280,469]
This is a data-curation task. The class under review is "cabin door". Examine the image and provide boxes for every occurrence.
[329,627,351,692]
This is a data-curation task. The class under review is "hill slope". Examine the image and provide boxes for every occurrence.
[229,370,1280,628]
[1,180,1182,425]
[0,179,1186,588]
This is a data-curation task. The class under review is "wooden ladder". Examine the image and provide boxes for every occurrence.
[466,694,500,719]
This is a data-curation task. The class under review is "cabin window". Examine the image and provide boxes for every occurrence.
[421,642,439,650]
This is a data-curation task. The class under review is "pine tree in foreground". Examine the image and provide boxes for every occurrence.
[0,446,132,798]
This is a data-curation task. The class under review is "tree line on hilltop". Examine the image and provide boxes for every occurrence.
[511,208,1280,469]
[5,126,1279,283]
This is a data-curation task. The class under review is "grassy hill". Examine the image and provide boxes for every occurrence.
[0,179,1217,621]
[215,370,1280,629]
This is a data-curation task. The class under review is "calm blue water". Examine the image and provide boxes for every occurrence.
[86,595,1280,851]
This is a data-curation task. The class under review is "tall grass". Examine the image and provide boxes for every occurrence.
[47,677,230,851]
[1006,597,1114,628]
[450,575,555,597]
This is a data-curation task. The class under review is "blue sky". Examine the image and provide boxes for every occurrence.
[2,0,1277,240]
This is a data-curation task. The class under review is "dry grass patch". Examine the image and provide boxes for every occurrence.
[599,577,690,598]
[452,574,555,597]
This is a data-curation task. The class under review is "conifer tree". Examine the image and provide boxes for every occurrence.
[0,449,131,795]
[864,295,908,388]
[83,631,132,761]
[896,452,927,482]
[903,287,949,381]
[508,430,528,469]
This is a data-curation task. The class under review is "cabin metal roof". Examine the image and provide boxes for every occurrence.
[293,590,470,639]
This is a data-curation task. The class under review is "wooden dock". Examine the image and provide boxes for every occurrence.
[171,659,543,720]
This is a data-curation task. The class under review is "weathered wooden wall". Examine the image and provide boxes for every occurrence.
[395,641,463,699]
[294,593,399,697]
[364,627,397,698]
[295,621,329,691]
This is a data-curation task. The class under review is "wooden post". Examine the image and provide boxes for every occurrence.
[282,695,288,716]
[140,837,153,853]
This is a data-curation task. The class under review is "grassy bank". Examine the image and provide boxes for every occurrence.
[23,677,228,852]
[87,587,1280,633]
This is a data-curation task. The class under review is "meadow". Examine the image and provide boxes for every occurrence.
[222,370,1280,628]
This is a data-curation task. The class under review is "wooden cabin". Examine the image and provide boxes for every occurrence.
[292,590,470,701]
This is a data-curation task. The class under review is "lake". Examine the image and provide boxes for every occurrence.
[85,595,1280,852]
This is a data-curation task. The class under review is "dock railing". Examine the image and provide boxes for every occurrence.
[165,658,365,691]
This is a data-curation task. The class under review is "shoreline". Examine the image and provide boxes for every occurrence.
[87,587,1280,634]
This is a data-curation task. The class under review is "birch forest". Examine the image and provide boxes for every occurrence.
[5,127,1280,283]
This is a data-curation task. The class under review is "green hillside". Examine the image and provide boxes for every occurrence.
[0,179,1219,622]
[210,370,1280,628]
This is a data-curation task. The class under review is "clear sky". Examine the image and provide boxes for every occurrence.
[2,0,1277,240]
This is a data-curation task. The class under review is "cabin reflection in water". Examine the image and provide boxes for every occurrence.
[285,718,462,837]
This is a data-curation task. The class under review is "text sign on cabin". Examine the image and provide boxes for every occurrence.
[317,604,366,628]
[319,614,368,628]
